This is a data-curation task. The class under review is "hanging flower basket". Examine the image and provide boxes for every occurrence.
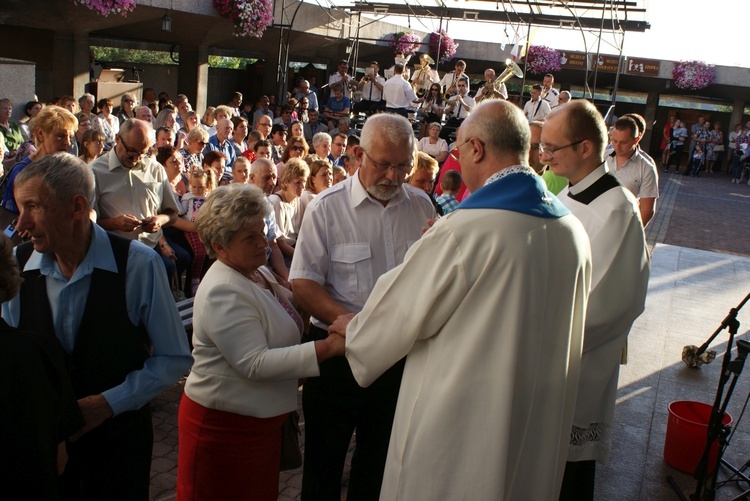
[69,0,135,17]
[525,45,562,75]
[389,32,422,57]
[672,60,716,90]
[429,30,458,64]
[213,0,274,38]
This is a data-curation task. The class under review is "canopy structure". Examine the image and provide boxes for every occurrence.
[334,0,650,102]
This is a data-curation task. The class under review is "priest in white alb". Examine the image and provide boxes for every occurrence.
[329,100,593,500]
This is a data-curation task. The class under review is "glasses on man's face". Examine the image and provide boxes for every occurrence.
[539,139,585,159]
[449,137,483,161]
[361,148,412,173]
[123,99,135,104]
[118,135,150,159]
[284,111,292,115]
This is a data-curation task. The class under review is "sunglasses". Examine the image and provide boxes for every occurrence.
[123,99,135,104]
[291,146,305,152]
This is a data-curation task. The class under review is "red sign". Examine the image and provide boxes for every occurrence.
[625,57,661,76]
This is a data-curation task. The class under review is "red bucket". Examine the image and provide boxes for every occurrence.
[664,400,732,474]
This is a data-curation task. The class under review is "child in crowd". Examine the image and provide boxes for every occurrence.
[180,167,216,294]
[231,156,250,184]
[79,129,105,164]
[332,165,347,184]
[435,169,462,215]
[688,144,704,177]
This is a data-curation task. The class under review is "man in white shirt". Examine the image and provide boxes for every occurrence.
[294,79,319,112]
[382,64,419,118]
[290,113,436,501]
[543,100,650,501]
[543,73,560,108]
[439,59,469,96]
[328,59,354,99]
[606,116,659,226]
[474,68,508,102]
[327,100,593,500]
[353,61,386,114]
[524,84,552,122]
[410,55,439,98]
[440,78,475,140]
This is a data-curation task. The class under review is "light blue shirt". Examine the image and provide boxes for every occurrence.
[2,223,193,416]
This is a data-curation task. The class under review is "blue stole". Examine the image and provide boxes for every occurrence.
[458,169,570,218]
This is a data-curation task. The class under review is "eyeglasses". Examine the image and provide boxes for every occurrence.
[291,146,305,152]
[118,134,150,159]
[198,141,207,146]
[258,122,271,128]
[539,139,585,159]
[284,111,292,115]
[361,148,412,173]
[449,137,480,161]
[123,99,135,104]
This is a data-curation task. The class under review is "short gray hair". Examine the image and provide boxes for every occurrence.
[312,132,332,149]
[15,152,95,209]
[361,113,415,153]
[195,184,272,259]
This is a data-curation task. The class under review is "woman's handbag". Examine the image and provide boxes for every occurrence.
[280,411,302,471]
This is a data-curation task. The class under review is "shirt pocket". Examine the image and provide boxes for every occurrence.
[330,243,373,294]
[143,181,164,215]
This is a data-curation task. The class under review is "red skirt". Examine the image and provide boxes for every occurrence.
[177,394,288,501]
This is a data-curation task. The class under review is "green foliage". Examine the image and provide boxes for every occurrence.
[91,46,177,65]
[208,55,257,69]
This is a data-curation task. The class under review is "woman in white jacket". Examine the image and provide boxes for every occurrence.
[177,184,344,501]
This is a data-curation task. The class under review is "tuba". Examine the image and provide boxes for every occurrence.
[492,59,523,95]
[413,54,435,98]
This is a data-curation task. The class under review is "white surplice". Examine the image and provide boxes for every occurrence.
[345,205,592,500]
[559,164,650,463]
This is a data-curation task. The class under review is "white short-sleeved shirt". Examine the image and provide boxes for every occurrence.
[606,148,659,200]
[289,174,436,327]
[91,149,180,247]
[417,137,448,158]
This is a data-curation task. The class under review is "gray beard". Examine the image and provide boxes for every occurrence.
[366,182,399,201]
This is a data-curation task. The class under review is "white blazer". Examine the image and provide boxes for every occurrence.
[184,261,320,418]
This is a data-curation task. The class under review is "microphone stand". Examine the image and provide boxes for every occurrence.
[689,339,750,500]
[683,293,750,368]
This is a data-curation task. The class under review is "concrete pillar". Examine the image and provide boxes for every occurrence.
[730,99,746,130]
[178,44,209,115]
[52,31,75,98]
[72,32,91,100]
[262,42,282,101]
[642,90,659,152]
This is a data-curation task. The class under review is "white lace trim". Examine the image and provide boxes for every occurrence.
[568,422,612,463]
[484,165,536,186]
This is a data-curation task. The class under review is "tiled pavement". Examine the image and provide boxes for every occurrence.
[148,171,750,500]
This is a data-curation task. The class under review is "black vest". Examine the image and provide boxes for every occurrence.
[16,232,151,399]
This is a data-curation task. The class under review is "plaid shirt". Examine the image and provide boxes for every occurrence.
[435,193,460,215]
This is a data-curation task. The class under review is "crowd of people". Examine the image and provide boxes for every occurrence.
[0,57,657,501]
